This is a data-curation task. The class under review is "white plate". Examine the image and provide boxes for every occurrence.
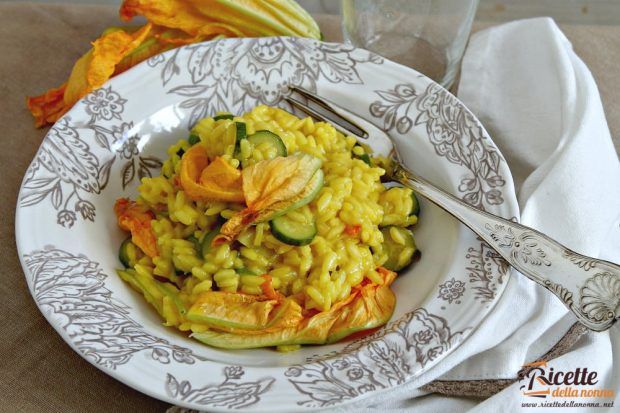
[16,37,518,411]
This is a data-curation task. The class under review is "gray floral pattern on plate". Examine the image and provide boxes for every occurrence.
[88,119,163,189]
[24,247,206,368]
[466,237,510,303]
[20,117,111,228]
[368,82,513,304]
[166,366,275,409]
[84,86,126,123]
[438,278,466,304]
[286,308,467,408]
[19,87,162,227]
[155,37,383,128]
[369,82,506,211]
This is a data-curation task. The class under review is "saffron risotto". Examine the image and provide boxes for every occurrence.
[115,105,419,349]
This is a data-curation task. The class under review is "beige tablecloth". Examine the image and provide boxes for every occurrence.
[1,4,618,411]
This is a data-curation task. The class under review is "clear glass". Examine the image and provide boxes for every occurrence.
[342,0,479,89]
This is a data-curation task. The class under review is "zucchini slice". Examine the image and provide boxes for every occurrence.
[187,235,200,252]
[200,227,221,259]
[411,191,420,216]
[236,267,257,276]
[235,122,247,143]
[247,130,287,158]
[118,237,133,268]
[188,133,200,146]
[358,153,372,166]
[270,215,317,246]
[213,113,234,121]
[352,144,372,166]
[289,169,323,211]
[380,187,419,220]
[233,122,247,156]
[267,169,324,221]
[380,226,417,271]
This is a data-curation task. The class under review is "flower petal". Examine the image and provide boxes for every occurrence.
[179,145,244,202]
[214,154,321,244]
[200,156,242,188]
[114,198,159,257]
[27,1,322,126]
[120,0,243,37]
[26,83,68,128]
[191,268,396,348]
[28,24,153,127]
[243,154,321,210]
[88,23,154,94]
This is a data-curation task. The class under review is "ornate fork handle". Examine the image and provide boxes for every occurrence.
[394,164,620,332]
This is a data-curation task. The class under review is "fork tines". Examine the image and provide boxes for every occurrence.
[285,86,369,139]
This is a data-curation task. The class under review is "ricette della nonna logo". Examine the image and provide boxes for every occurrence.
[518,360,615,409]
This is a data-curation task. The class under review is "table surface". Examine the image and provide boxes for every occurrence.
[1,4,618,412]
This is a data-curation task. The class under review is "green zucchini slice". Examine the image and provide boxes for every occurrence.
[213,113,234,121]
[235,122,247,143]
[247,130,287,158]
[118,237,133,268]
[411,191,420,216]
[200,227,221,259]
[267,169,323,221]
[270,215,317,246]
[188,133,200,146]
[380,226,417,271]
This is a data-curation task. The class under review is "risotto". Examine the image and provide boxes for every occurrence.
[114,105,420,350]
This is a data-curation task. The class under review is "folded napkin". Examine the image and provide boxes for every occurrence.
[171,17,620,413]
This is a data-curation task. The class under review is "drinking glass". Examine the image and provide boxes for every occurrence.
[341,0,479,89]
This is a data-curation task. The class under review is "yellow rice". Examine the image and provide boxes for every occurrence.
[120,105,415,327]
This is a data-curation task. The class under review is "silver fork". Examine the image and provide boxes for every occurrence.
[285,86,620,332]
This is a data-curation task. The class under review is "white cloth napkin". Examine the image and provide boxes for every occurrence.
[172,17,620,413]
[339,16,620,413]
